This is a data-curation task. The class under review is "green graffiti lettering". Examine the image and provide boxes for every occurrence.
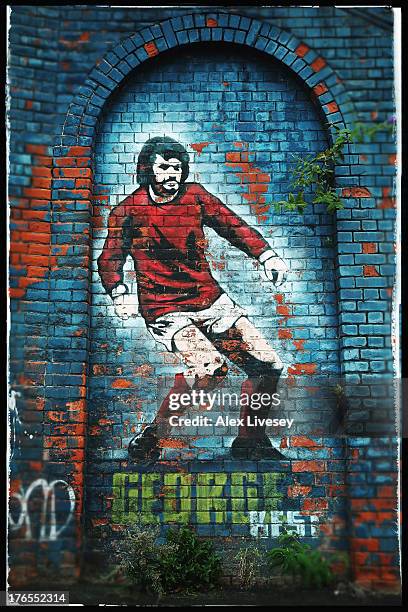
[111,473,141,524]
[141,473,161,524]
[127,473,140,520]
[163,473,192,524]
[196,473,228,523]
[112,471,284,526]
[263,473,283,511]
[112,473,127,524]
[231,473,257,523]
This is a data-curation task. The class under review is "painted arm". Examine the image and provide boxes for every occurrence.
[201,185,288,286]
[97,203,138,319]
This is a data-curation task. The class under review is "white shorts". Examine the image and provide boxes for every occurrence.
[146,293,246,352]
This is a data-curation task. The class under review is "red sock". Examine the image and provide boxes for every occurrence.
[155,372,190,417]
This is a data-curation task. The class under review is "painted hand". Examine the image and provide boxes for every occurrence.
[113,294,138,320]
[262,256,289,287]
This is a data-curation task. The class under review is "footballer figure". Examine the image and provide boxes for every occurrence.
[98,137,289,463]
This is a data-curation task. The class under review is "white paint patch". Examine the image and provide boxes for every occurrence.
[9,389,21,456]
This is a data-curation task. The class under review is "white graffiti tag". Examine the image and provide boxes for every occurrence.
[9,389,42,459]
[249,510,319,538]
[9,389,22,455]
[9,479,76,541]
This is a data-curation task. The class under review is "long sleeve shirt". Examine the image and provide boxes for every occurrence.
[97,182,270,323]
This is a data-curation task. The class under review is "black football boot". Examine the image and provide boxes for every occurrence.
[128,425,161,465]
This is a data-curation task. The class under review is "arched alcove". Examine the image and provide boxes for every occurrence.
[51,12,356,574]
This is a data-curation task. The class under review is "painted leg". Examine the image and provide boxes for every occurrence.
[154,372,191,436]
[210,316,285,459]
[129,324,228,464]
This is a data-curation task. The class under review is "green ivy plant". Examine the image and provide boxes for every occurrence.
[273,118,395,214]
[266,529,334,589]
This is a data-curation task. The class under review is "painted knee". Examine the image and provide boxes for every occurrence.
[253,349,283,372]
[190,360,229,391]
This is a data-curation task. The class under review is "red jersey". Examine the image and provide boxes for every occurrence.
[97,182,270,323]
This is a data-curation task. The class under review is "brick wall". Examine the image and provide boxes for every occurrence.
[8,6,399,592]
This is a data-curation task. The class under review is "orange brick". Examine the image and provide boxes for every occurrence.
[362,243,377,254]
[25,144,48,155]
[292,460,326,472]
[313,82,328,96]
[342,187,372,198]
[23,188,51,200]
[311,57,326,72]
[326,101,339,114]
[295,43,309,58]
[351,538,379,552]
[363,265,380,277]
[144,41,159,57]
[302,498,328,511]
[66,146,91,157]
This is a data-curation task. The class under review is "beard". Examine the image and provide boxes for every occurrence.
[152,180,180,197]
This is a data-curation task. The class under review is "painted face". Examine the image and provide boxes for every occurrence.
[151,154,183,196]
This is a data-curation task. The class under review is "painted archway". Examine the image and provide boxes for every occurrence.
[50,11,359,579]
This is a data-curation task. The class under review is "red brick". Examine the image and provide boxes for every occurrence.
[9,287,25,298]
[53,167,92,178]
[32,167,52,178]
[362,243,377,254]
[311,57,326,72]
[25,144,48,155]
[20,232,50,244]
[302,498,328,511]
[75,178,92,189]
[295,43,309,58]
[278,329,293,339]
[291,436,322,448]
[325,101,339,114]
[144,41,159,58]
[66,146,91,157]
[287,485,312,498]
[379,186,395,209]
[26,266,47,277]
[32,177,51,189]
[351,538,379,552]
[313,82,328,96]
[292,460,326,472]
[23,187,52,199]
[377,485,396,498]
[33,155,53,167]
[27,221,49,232]
[363,265,380,277]
[342,187,372,198]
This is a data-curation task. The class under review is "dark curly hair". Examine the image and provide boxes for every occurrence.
[136,136,190,186]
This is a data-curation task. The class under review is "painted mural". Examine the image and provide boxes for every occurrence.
[8,6,399,594]
[86,45,343,548]
[97,134,288,462]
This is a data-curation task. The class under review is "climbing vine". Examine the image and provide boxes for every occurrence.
[274,118,395,214]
